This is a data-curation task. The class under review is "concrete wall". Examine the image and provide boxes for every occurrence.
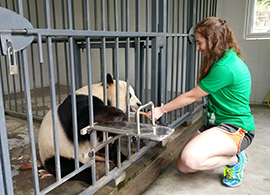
[216,0,270,104]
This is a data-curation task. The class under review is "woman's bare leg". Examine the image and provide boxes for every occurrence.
[177,128,238,173]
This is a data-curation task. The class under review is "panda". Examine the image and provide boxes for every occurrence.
[38,73,141,184]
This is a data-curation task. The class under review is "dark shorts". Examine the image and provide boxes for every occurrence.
[198,123,255,154]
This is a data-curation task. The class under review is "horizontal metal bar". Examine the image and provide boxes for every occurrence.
[40,160,95,195]
[4,110,43,121]
[0,29,27,34]
[27,29,158,38]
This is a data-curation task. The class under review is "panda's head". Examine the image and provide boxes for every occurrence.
[91,74,141,114]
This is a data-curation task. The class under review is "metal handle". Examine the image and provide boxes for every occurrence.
[136,101,155,134]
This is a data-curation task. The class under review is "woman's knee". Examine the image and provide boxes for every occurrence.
[177,151,200,173]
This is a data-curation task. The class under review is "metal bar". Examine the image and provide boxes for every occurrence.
[67,0,80,170]
[0,66,14,195]
[107,0,110,31]
[4,56,11,110]
[40,160,95,195]
[114,0,120,108]
[17,53,25,114]
[17,1,40,193]
[52,1,61,103]
[181,0,187,118]
[74,41,82,89]
[44,0,62,182]
[150,0,159,106]
[80,141,158,195]
[105,132,110,176]
[0,161,6,195]
[170,0,176,123]
[84,0,96,186]
[25,28,160,37]
[94,0,98,30]
[37,34,46,116]
[30,44,38,115]
[121,0,124,31]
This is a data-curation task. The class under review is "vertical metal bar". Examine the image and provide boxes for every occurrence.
[4,56,11,110]
[85,0,96,185]
[107,0,110,31]
[114,0,122,167]
[52,1,61,103]
[101,0,107,104]
[37,34,46,116]
[170,0,175,122]
[181,0,186,117]
[17,1,40,193]
[0,70,14,195]
[213,0,217,16]
[0,61,5,110]
[135,0,141,102]
[125,0,131,159]
[44,0,62,182]
[175,0,181,119]
[164,0,169,112]
[62,0,70,95]
[158,0,167,125]
[16,53,25,114]
[67,0,80,170]
[151,0,159,105]
[74,41,82,90]
[186,0,196,113]
[114,0,119,109]
[35,0,46,116]
[30,44,38,115]
[144,0,149,106]
[121,0,124,31]
[94,0,98,30]
[100,0,110,176]
[0,162,6,195]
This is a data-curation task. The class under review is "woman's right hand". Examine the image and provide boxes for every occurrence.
[145,106,166,121]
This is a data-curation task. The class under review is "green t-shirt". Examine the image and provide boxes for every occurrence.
[199,49,255,131]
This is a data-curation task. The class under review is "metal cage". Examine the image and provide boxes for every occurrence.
[0,0,216,194]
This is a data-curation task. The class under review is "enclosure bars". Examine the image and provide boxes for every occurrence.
[0,73,14,195]
[0,0,217,194]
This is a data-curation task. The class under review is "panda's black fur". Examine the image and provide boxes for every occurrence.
[42,94,127,184]
[39,74,141,185]
[58,94,127,143]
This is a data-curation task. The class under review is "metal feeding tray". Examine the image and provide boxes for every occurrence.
[91,102,175,141]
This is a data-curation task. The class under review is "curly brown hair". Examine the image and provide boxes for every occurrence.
[195,17,243,83]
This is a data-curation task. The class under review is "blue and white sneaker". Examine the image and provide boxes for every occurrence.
[222,151,248,187]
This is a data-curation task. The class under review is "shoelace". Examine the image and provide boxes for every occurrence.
[224,166,234,180]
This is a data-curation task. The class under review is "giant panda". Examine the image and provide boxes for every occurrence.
[38,73,141,184]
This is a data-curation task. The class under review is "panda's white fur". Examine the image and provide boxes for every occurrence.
[76,79,140,113]
[38,74,141,183]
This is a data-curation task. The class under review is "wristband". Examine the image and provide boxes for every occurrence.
[161,103,167,113]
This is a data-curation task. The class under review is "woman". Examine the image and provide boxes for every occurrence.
[146,17,255,188]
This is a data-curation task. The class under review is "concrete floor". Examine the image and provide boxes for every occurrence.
[142,104,270,195]
[6,104,270,194]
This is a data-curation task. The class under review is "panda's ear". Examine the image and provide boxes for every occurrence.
[107,73,114,85]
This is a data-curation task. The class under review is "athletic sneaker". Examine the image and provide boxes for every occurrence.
[222,151,248,187]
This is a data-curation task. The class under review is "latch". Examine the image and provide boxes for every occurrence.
[7,41,18,75]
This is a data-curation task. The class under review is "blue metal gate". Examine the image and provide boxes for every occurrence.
[0,0,216,194]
